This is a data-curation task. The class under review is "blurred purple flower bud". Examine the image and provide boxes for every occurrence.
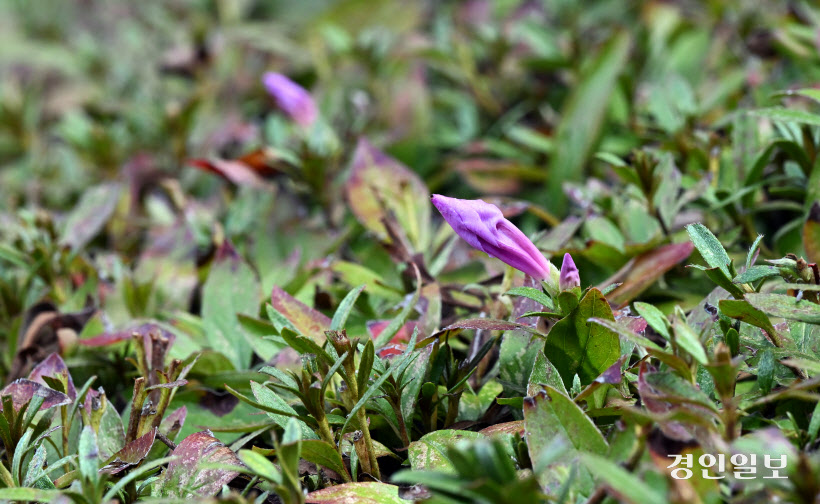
[559,253,580,290]
[432,194,550,279]
[262,72,317,127]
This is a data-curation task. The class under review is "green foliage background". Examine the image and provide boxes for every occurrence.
[2,0,820,502]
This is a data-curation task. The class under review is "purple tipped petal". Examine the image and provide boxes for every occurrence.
[262,72,317,127]
[559,253,580,290]
[432,194,550,279]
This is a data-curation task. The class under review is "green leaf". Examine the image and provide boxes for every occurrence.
[690,264,746,299]
[633,302,670,339]
[357,340,375,395]
[341,365,399,436]
[686,223,733,278]
[746,235,764,270]
[401,345,432,426]
[523,386,607,495]
[407,430,484,472]
[238,449,282,483]
[758,349,776,395]
[584,216,625,252]
[671,311,708,365]
[373,266,421,347]
[746,293,820,324]
[528,350,569,397]
[546,31,631,212]
[579,453,665,504]
[544,288,621,385]
[300,439,351,481]
[505,286,555,311]
[0,488,61,502]
[78,426,99,486]
[202,249,262,368]
[719,299,783,347]
[734,265,780,284]
[280,327,334,365]
[330,285,365,331]
[248,382,317,439]
[776,88,820,105]
[305,481,407,504]
[751,107,820,127]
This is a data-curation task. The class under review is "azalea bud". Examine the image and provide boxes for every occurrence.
[559,253,580,290]
[262,72,317,127]
[431,194,550,279]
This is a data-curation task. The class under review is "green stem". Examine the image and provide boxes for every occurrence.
[389,398,410,448]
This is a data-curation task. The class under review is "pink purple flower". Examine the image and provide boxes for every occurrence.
[432,194,550,279]
[262,72,317,127]
[559,253,580,290]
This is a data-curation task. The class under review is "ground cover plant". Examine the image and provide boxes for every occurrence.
[3,1,820,503]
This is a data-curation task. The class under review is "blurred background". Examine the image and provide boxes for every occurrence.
[2,0,820,426]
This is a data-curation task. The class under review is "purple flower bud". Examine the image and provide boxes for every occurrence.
[262,72,317,127]
[559,253,580,290]
[432,194,550,279]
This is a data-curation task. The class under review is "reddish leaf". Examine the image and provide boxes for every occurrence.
[28,353,76,400]
[187,158,269,188]
[0,379,71,412]
[271,286,330,343]
[443,318,542,334]
[162,431,243,497]
[804,201,820,264]
[613,309,648,334]
[101,428,157,475]
[366,320,418,346]
[79,323,173,348]
[60,182,122,251]
[595,356,626,385]
[478,420,525,437]
[160,406,187,443]
[603,242,695,307]
[344,138,430,248]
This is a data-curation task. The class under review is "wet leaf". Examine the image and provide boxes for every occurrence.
[686,223,733,277]
[0,379,71,411]
[407,430,484,472]
[306,482,406,504]
[162,431,243,497]
[28,353,76,399]
[746,293,820,324]
[523,387,606,494]
[300,439,351,481]
[100,427,156,475]
[719,299,782,347]
[528,350,568,397]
